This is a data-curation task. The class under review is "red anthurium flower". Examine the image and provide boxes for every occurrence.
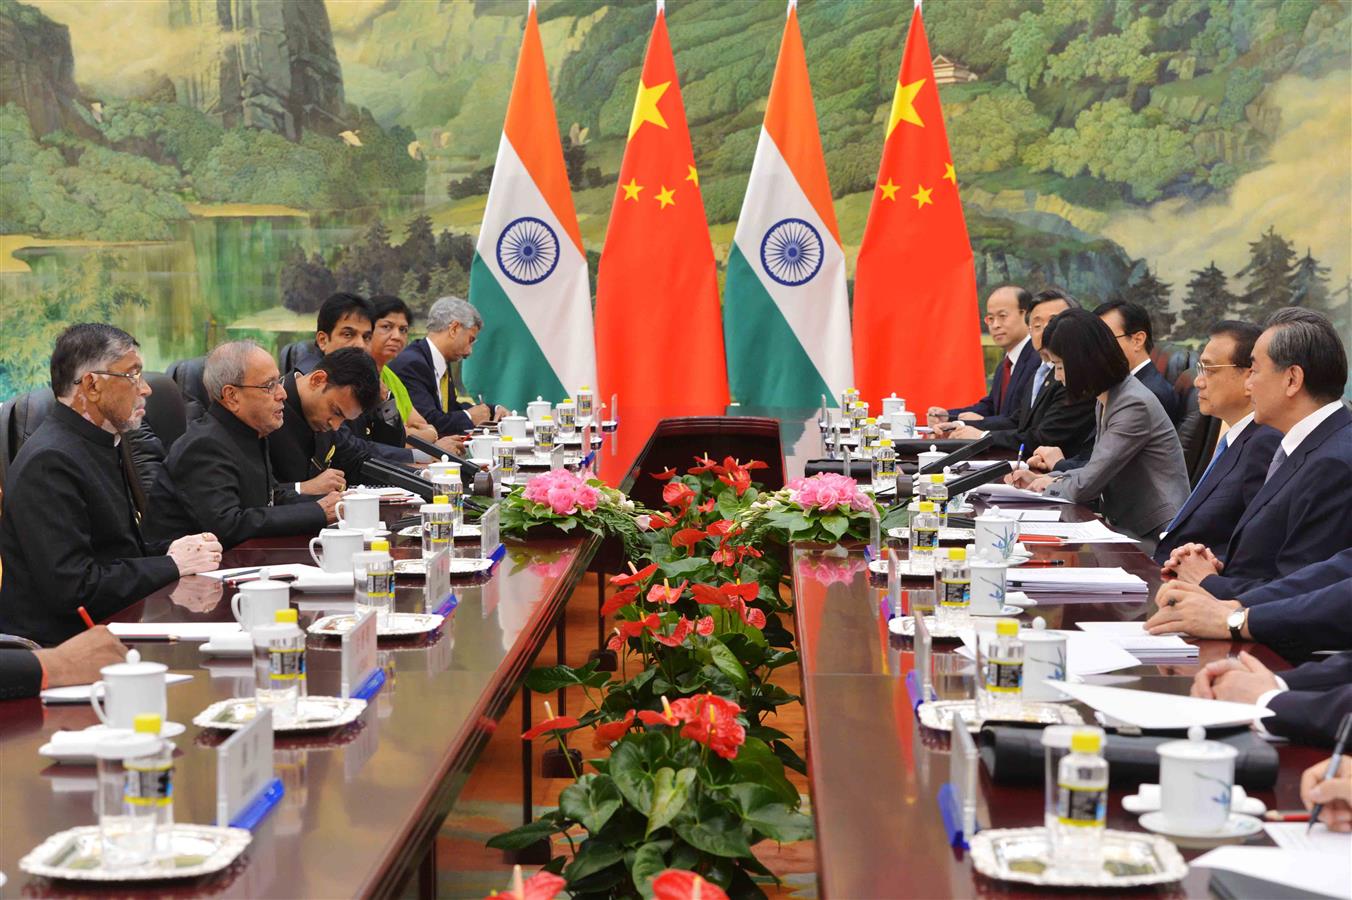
[718,467,752,496]
[690,583,728,609]
[671,528,706,550]
[521,701,580,741]
[600,585,639,617]
[647,510,678,529]
[651,467,678,481]
[744,459,768,471]
[688,454,719,475]
[651,617,693,647]
[651,869,731,900]
[646,579,688,605]
[637,695,679,727]
[670,694,746,760]
[487,865,567,900]
[706,519,737,536]
[592,709,636,750]
[741,607,767,629]
[710,546,735,566]
[606,613,661,651]
[610,563,659,586]
[697,497,716,514]
[723,581,759,604]
[662,481,696,510]
[695,616,715,636]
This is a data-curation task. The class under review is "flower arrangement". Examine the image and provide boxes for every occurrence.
[734,471,880,546]
[501,468,651,557]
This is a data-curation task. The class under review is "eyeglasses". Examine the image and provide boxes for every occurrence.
[1196,363,1243,378]
[80,369,145,386]
[229,378,285,393]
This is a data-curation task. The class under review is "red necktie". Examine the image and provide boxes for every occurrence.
[994,357,1013,410]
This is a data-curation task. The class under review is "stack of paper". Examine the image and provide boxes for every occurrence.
[957,628,1141,675]
[1053,682,1271,729]
[1075,621,1198,660]
[1195,846,1349,899]
[1003,509,1062,523]
[1006,566,1149,602]
[1018,520,1140,544]
[970,483,1075,504]
[107,622,247,642]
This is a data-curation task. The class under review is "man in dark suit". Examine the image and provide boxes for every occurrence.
[281,292,374,376]
[147,341,337,549]
[1194,650,1352,748]
[928,285,1036,422]
[0,325,222,645]
[268,347,383,489]
[1152,321,1281,562]
[1096,300,1179,422]
[939,289,1096,459]
[0,626,129,701]
[1163,307,1352,596]
[388,295,505,437]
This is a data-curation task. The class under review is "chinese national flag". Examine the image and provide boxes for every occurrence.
[595,5,727,482]
[852,5,984,412]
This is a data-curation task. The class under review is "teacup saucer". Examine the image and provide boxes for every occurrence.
[1137,811,1262,842]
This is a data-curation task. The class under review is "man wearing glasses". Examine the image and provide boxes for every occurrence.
[1152,321,1281,563]
[0,324,222,645]
[147,341,338,549]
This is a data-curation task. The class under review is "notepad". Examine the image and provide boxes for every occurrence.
[970,483,1075,504]
[1074,621,1196,658]
[107,622,246,642]
[1019,521,1140,543]
[1007,567,1148,593]
[1053,682,1271,729]
[1264,822,1352,855]
[41,673,194,704]
[957,628,1141,676]
[1003,509,1063,522]
[1194,847,1350,899]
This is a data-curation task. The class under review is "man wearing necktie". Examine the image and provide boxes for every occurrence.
[930,286,1036,422]
[1152,321,1280,563]
[1162,307,1352,598]
[388,296,507,437]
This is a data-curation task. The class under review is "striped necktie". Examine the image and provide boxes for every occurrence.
[1265,446,1288,483]
[1163,432,1229,534]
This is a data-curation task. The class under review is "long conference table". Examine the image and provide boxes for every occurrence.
[0,411,1327,898]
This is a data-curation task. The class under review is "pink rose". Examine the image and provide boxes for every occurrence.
[576,485,599,511]
[546,485,579,515]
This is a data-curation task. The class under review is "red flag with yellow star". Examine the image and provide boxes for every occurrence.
[852,5,984,412]
[595,4,727,479]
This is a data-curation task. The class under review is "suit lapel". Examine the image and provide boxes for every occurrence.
[1171,426,1250,531]
[1229,408,1350,539]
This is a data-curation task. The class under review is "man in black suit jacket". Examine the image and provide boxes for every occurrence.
[929,286,1037,422]
[0,626,129,701]
[1153,321,1281,562]
[1194,650,1352,748]
[268,348,383,489]
[1163,308,1352,596]
[147,342,336,549]
[388,295,504,437]
[0,325,221,645]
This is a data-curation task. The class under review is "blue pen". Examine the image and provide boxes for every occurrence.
[1017,442,1025,461]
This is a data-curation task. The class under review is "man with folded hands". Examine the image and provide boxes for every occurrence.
[1192,650,1352,747]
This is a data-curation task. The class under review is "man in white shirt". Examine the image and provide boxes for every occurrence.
[388,296,507,437]
[928,285,1034,423]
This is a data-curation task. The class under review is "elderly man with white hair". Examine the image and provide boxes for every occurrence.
[0,324,222,645]
[388,295,507,437]
[147,340,337,550]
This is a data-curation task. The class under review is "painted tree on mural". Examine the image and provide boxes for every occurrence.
[1176,262,1238,341]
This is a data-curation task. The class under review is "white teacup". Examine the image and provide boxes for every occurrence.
[469,435,497,460]
[335,491,381,531]
[526,397,553,424]
[1021,630,1068,701]
[90,650,167,730]
[309,527,365,574]
[917,448,946,471]
[887,410,917,439]
[975,508,1019,561]
[499,415,529,440]
[882,395,907,416]
[969,556,1009,615]
[232,574,291,631]
[1157,726,1238,833]
[423,461,460,483]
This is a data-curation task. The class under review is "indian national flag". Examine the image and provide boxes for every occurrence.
[465,3,595,412]
[723,0,852,409]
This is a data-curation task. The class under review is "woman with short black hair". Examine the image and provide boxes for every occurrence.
[1009,308,1189,550]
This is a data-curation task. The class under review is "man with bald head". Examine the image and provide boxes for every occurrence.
[928,285,1035,424]
[148,341,338,549]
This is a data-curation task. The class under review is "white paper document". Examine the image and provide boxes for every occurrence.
[1053,682,1272,730]
[1018,520,1141,544]
[107,622,246,642]
[1075,621,1197,657]
[1007,567,1149,593]
[1264,822,1352,855]
[41,673,193,704]
[1194,847,1350,899]
[957,629,1141,676]
[970,483,1075,504]
[200,563,353,593]
[1004,509,1063,522]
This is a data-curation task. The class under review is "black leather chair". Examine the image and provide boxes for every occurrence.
[278,340,321,375]
[142,372,187,451]
[621,417,787,511]
[165,356,208,422]
[0,387,55,468]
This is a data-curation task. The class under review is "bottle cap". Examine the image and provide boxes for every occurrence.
[918,501,935,512]
[500,435,513,442]
[1071,729,1102,754]
[542,415,553,421]
[371,539,390,551]
[930,474,945,483]
[133,713,162,735]
[878,439,892,447]
[947,548,965,561]
[275,608,298,624]
[995,618,1018,636]
[433,494,449,504]
[866,417,876,425]
[579,385,590,390]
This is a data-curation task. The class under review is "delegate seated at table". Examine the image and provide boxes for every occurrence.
[1193,650,1352,747]
[1302,755,1352,832]
[931,285,1036,423]
[0,324,221,645]
[268,348,383,493]
[0,626,128,701]
[146,341,337,550]
[388,295,506,437]
[1160,308,1352,596]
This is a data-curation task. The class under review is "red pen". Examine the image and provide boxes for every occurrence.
[77,606,96,629]
[1263,811,1310,822]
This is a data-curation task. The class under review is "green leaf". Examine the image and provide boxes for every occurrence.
[660,555,714,577]
[610,737,655,815]
[730,738,799,808]
[524,662,608,693]
[631,840,670,898]
[563,838,625,883]
[646,767,696,837]
[559,774,623,834]
[674,810,753,858]
[731,784,814,843]
[819,513,849,538]
[703,639,750,693]
[485,816,560,850]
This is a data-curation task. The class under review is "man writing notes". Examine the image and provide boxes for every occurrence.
[1161,307,1352,596]
[147,341,336,549]
[389,296,506,437]
[0,325,221,645]
[927,286,1035,423]
[1152,321,1281,563]
[268,347,384,490]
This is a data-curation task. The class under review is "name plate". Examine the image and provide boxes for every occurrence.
[341,610,380,700]
[480,502,502,561]
[216,707,282,829]
[424,547,452,615]
[868,505,882,560]
[940,711,979,847]
[913,608,933,702]
[886,547,902,618]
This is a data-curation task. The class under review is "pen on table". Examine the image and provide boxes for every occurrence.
[1020,560,1066,567]
[1308,711,1352,832]
[116,635,179,643]
[1263,811,1310,822]
[77,606,95,629]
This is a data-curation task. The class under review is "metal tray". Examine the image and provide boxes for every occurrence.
[970,826,1188,888]
[917,698,1083,733]
[20,824,250,882]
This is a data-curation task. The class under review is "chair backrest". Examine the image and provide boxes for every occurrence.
[141,372,188,451]
[622,417,786,510]
[166,356,208,422]
[1172,375,1221,489]
[3,388,56,466]
[278,340,313,375]
[1163,347,1196,387]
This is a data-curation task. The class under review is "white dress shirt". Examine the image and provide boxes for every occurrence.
[1006,334,1031,369]
[1129,358,1152,377]
[1279,400,1345,457]
[427,337,450,404]
[1223,411,1255,445]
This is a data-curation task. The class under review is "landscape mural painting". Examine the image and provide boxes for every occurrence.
[2,0,1349,401]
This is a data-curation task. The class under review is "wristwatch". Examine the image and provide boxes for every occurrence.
[1226,607,1248,640]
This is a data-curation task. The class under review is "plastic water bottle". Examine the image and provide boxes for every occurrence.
[440,473,465,528]
[494,435,517,484]
[253,608,306,720]
[861,417,881,455]
[1051,729,1109,875]
[556,399,577,436]
[535,415,557,453]
[977,618,1024,720]
[928,474,950,525]
[96,728,163,868]
[354,540,394,629]
[421,500,454,558]
[871,438,897,492]
[848,400,868,433]
[909,501,941,564]
[127,713,175,856]
[935,548,971,627]
[840,387,859,413]
[574,385,594,425]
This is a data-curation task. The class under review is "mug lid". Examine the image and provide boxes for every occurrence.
[101,648,167,677]
[1157,727,1239,761]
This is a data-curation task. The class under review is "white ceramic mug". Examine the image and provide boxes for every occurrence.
[887,410,917,438]
[232,575,291,631]
[498,415,529,440]
[309,527,365,573]
[469,435,497,460]
[90,651,167,730]
[1021,631,1068,701]
[975,508,1020,561]
[917,448,946,471]
[882,395,906,416]
[526,397,553,424]
[335,491,381,531]
[969,556,1009,615]
[422,461,460,482]
[1157,727,1238,833]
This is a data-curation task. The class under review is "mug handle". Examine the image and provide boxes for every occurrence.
[309,536,324,569]
[231,592,244,624]
[90,681,112,726]
[334,501,346,528]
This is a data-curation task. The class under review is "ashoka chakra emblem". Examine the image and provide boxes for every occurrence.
[497,216,560,285]
[760,218,824,287]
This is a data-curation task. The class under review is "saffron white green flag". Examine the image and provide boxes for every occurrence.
[465,4,595,411]
[723,2,852,408]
